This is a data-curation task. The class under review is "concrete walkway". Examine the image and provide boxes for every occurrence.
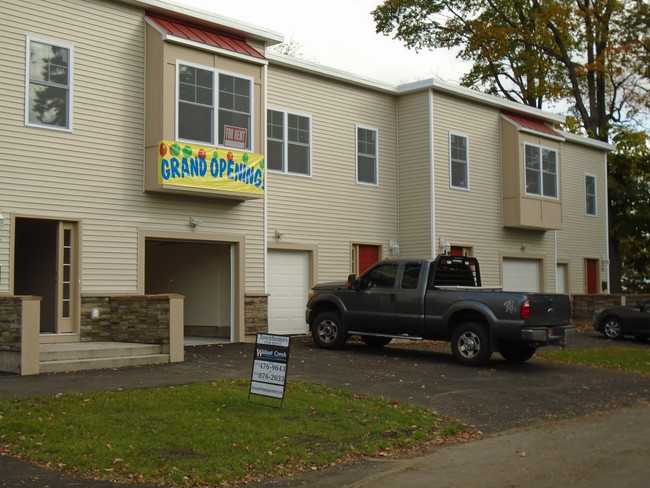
[285,407,650,488]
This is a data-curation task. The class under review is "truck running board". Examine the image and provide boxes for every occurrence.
[348,331,424,341]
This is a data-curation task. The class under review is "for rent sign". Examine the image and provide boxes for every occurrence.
[249,334,290,407]
[223,125,247,149]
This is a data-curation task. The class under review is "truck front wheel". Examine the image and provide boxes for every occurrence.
[451,323,492,366]
[498,341,537,362]
[311,311,348,349]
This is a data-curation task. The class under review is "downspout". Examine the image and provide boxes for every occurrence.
[263,61,269,294]
[554,230,558,293]
[603,151,610,294]
[429,89,436,258]
[395,94,400,257]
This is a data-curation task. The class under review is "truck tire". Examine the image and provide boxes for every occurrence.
[498,341,537,362]
[311,311,348,349]
[451,322,492,366]
[361,335,393,347]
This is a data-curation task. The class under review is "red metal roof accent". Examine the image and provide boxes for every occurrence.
[502,112,562,138]
[147,14,265,60]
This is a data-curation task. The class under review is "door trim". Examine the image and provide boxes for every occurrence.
[12,215,81,343]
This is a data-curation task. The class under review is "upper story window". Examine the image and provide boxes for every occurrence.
[357,125,378,185]
[449,133,469,189]
[177,62,252,150]
[525,143,558,198]
[585,174,597,216]
[267,109,311,176]
[26,37,72,130]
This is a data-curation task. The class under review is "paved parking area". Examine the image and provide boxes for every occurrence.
[1,329,649,487]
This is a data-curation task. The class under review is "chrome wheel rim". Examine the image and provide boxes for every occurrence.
[317,319,339,344]
[458,331,481,359]
[603,319,621,339]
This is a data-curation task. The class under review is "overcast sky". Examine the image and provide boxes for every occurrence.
[175,0,472,85]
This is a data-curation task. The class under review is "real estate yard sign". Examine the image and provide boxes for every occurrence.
[249,334,290,407]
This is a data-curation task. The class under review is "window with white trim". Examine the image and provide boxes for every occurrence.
[177,62,252,150]
[26,37,72,130]
[357,125,378,185]
[585,174,597,216]
[449,133,469,189]
[267,109,311,175]
[525,143,558,198]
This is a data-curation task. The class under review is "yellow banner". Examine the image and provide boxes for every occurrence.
[157,140,264,194]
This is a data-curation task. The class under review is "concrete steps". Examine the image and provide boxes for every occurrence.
[39,342,169,373]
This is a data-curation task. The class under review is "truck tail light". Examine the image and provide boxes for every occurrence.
[520,300,531,319]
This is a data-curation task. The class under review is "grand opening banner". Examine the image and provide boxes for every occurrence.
[157,140,265,195]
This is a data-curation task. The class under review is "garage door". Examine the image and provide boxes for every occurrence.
[268,250,310,335]
[503,258,541,292]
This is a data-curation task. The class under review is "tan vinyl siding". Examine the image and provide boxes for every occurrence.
[557,142,608,294]
[432,92,503,286]
[397,91,433,258]
[428,92,608,292]
[431,92,558,289]
[0,0,266,294]
[267,65,399,281]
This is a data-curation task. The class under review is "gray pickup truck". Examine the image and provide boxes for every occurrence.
[305,255,575,366]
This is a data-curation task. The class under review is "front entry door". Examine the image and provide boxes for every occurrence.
[356,244,380,275]
[585,259,599,294]
[14,218,78,334]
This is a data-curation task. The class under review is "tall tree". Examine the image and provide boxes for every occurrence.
[608,128,650,292]
[374,0,649,291]
[373,0,648,141]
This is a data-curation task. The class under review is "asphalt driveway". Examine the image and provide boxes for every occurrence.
[1,329,649,487]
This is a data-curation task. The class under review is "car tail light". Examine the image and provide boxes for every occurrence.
[520,300,531,319]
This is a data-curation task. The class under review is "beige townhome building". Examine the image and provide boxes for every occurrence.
[0,0,613,374]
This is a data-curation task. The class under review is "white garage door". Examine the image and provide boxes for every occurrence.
[268,250,310,335]
[503,258,541,292]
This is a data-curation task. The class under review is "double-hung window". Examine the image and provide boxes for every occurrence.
[525,143,558,198]
[357,125,378,185]
[449,133,469,189]
[585,174,597,216]
[267,109,311,175]
[26,37,73,130]
[177,62,252,150]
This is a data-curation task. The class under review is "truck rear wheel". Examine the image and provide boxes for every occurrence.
[498,341,537,362]
[311,311,348,349]
[451,322,491,366]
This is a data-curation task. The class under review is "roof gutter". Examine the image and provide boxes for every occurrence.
[268,54,565,126]
[109,0,284,45]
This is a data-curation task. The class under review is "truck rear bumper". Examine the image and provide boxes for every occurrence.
[521,325,576,343]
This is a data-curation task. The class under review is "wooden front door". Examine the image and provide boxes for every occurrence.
[585,259,599,294]
[357,245,380,275]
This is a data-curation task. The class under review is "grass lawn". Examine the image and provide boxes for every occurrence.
[0,380,474,487]
[539,346,650,373]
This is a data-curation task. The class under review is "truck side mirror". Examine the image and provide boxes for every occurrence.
[347,274,359,290]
